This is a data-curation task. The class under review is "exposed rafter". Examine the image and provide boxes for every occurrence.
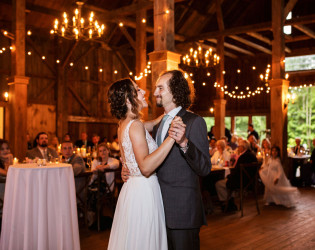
[293,24,315,39]
[229,35,272,54]
[246,32,291,53]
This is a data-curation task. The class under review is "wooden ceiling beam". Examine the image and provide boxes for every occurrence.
[293,24,315,39]
[119,26,136,50]
[285,35,311,43]
[229,35,272,54]
[246,32,291,53]
[207,39,248,57]
[284,0,298,18]
[216,0,224,31]
[188,14,315,41]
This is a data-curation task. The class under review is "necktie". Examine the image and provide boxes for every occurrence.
[156,115,169,146]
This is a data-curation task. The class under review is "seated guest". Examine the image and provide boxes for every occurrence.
[291,137,305,155]
[0,139,13,176]
[209,137,217,157]
[61,141,85,176]
[259,146,299,208]
[220,136,232,153]
[26,133,33,150]
[230,135,238,150]
[248,123,259,141]
[63,133,71,141]
[26,132,58,161]
[49,135,59,152]
[0,139,12,202]
[91,133,100,150]
[75,132,93,149]
[247,134,261,154]
[90,143,120,192]
[110,135,120,158]
[261,138,271,162]
[211,139,231,166]
[215,140,257,211]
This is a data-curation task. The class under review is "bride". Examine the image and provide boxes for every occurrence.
[107,78,185,250]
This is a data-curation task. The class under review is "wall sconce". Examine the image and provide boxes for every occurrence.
[4,92,9,102]
[284,93,296,108]
[209,107,214,114]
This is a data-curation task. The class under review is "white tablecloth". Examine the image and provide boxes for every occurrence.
[211,165,231,177]
[0,163,80,250]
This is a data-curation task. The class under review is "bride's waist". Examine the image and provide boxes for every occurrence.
[129,173,157,178]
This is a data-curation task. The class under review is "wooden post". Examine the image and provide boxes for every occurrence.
[214,36,226,140]
[149,0,181,119]
[9,0,29,159]
[270,0,288,164]
[136,7,148,119]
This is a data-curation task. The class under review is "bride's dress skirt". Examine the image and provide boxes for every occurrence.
[108,174,167,250]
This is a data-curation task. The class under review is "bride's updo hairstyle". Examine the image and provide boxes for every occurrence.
[108,78,140,119]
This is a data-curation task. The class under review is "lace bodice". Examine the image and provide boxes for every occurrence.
[121,120,158,176]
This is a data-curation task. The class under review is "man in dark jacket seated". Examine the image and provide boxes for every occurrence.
[215,139,257,212]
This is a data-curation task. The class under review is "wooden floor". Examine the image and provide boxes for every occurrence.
[80,187,315,250]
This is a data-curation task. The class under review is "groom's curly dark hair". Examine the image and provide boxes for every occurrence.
[160,69,195,109]
[108,78,140,119]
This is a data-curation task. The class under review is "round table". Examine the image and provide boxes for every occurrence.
[0,163,80,250]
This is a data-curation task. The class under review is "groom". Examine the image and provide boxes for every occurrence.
[152,70,211,250]
[123,69,211,249]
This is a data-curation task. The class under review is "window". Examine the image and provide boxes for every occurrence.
[285,55,315,71]
[235,116,249,139]
[225,117,231,130]
[252,116,267,140]
[203,117,214,133]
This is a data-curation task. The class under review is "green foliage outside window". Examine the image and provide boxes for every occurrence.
[252,116,267,140]
[235,116,249,139]
[288,87,315,150]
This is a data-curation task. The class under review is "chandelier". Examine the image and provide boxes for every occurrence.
[181,46,220,68]
[52,1,105,40]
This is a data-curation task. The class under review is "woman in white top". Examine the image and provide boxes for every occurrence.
[259,146,299,208]
[211,139,230,166]
[90,143,120,192]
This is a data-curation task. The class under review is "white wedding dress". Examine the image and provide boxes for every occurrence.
[259,157,299,208]
[107,120,168,250]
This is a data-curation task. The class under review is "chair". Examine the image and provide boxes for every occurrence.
[94,169,118,231]
[75,171,93,226]
[226,162,262,217]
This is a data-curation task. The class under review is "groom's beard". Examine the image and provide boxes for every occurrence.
[156,96,163,107]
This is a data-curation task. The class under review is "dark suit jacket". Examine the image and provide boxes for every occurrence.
[152,108,211,229]
[226,149,257,190]
[26,147,58,160]
[75,140,93,148]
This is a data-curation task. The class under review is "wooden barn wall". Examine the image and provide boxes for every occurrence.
[0,30,132,143]
[27,104,56,142]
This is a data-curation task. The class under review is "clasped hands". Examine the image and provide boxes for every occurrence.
[168,116,188,148]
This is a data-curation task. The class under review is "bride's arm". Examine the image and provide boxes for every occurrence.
[130,120,175,177]
[143,115,163,132]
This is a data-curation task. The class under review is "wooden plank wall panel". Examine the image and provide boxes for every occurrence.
[26,36,56,104]
[27,104,56,140]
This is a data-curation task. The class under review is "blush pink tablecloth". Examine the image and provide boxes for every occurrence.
[0,163,80,250]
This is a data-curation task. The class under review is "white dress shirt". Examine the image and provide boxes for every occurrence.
[156,106,182,143]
